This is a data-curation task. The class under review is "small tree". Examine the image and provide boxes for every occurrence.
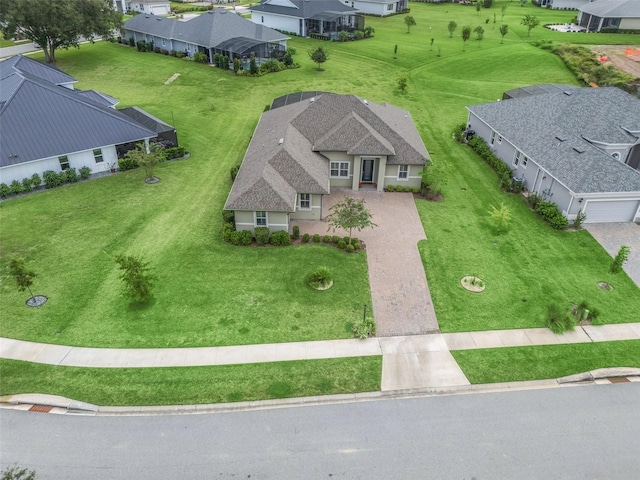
[521,14,540,37]
[609,245,630,275]
[1,464,37,480]
[326,196,377,243]
[393,44,398,59]
[124,143,164,182]
[448,20,457,38]
[489,203,511,235]
[115,255,155,303]
[249,52,258,75]
[398,77,408,94]
[461,26,472,51]
[8,258,37,300]
[475,2,481,15]
[499,24,509,43]
[308,46,329,70]
[501,4,507,20]
[404,15,416,33]
[474,25,485,41]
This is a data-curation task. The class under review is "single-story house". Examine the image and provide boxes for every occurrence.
[466,86,640,223]
[0,55,169,186]
[224,92,429,234]
[123,8,289,63]
[340,0,407,17]
[578,0,640,32]
[119,106,178,147]
[539,0,590,10]
[113,0,171,15]
[250,0,364,39]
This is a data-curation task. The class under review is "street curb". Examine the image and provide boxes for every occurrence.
[557,367,640,384]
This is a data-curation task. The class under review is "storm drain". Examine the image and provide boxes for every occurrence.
[28,405,53,413]
[607,377,630,383]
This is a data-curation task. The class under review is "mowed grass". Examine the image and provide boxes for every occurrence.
[452,340,640,384]
[0,356,382,405]
[1,3,639,348]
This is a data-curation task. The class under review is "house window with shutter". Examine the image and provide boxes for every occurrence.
[59,155,70,170]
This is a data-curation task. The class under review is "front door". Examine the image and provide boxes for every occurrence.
[361,158,374,183]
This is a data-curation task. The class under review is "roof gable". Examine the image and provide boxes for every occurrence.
[250,0,359,18]
[0,55,77,87]
[579,0,640,17]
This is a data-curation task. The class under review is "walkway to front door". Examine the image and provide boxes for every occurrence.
[292,188,440,336]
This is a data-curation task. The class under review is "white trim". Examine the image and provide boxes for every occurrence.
[330,161,350,178]
[298,193,311,210]
[397,164,409,181]
[267,223,289,227]
[236,222,255,226]
[254,211,268,227]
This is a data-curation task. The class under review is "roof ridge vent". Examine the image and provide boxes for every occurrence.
[573,146,586,154]
[563,90,573,96]
[278,138,284,145]
[363,99,368,105]
[555,135,567,142]
[309,97,315,102]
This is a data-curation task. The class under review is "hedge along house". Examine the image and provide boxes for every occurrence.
[224,92,429,234]
[577,0,640,32]
[122,8,289,64]
[250,0,364,39]
[0,55,160,186]
[466,86,640,224]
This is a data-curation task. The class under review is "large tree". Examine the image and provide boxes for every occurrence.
[0,0,121,63]
[326,196,377,243]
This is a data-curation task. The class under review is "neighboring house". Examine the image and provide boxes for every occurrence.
[541,0,590,10]
[224,92,429,234]
[339,0,407,16]
[466,86,640,223]
[578,0,640,31]
[122,8,289,63]
[0,55,165,186]
[113,0,171,15]
[250,0,364,38]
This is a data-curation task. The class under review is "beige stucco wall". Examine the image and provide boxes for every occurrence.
[620,18,640,30]
[382,164,422,189]
[324,151,354,188]
[233,210,289,234]
[290,194,323,220]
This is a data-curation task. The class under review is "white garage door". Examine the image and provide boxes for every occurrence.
[584,200,640,223]
[151,5,169,15]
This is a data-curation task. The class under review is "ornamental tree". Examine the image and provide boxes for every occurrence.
[404,15,416,33]
[521,14,540,37]
[115,255,156,303]
[326,196,377,243]
[8,258,36,300]
[308,46,329,70]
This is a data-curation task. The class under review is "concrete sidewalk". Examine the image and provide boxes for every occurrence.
[2,323,639,392]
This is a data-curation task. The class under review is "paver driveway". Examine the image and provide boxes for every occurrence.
[584,222,640,288]
[292,189,439,336]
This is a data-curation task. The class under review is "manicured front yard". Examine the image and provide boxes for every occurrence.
[452,340,640,384]
[0,356,382,406]
[1,3,638,403]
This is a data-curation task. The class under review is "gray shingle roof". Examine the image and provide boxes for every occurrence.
[250,0,359,18]
[0,62,156,168]
[225,93,429,212]
[123,8,288,49]
[467,87,640,194]
[579,0,640,17]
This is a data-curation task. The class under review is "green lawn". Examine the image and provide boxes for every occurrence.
[452,340,640,383]
[1,3,638,401]
[0,356,382,405]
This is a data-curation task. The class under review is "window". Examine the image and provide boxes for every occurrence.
[330,161,349,178]
[513,151,521,167]
[514,150,528,168]
[162,38,166,47]
[261,16,264,23]
[93,149,104,163]
[387,3,393,10]
[255,211,267,226]
[522,155,528,168]
[59,155,70,170]
[490,131,496,145]
[398,165,409,180]
[299,193,311,210]
[497,135,502,144]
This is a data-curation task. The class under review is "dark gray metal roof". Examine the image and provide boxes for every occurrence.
[74,89,119,107]
[123,8,288,49]
[0,54,77,87]
[1,70,156,168]
[467,87,640,194]
[225,93,429,212]
[250,0,359,18]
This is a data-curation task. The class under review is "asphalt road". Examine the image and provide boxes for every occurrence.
[1,384,639,479]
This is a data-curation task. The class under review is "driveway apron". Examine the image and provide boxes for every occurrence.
[584,222,640,288]
[292,189,439,336]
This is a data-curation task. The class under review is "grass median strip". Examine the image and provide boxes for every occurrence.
[0,356,382,406]
[452,340,640,384]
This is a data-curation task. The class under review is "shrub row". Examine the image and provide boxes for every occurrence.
[385,185,419,193]
[527,194,569,230]
[468,136,520,193]
[221,215,292,247]
[301,233,362,252]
